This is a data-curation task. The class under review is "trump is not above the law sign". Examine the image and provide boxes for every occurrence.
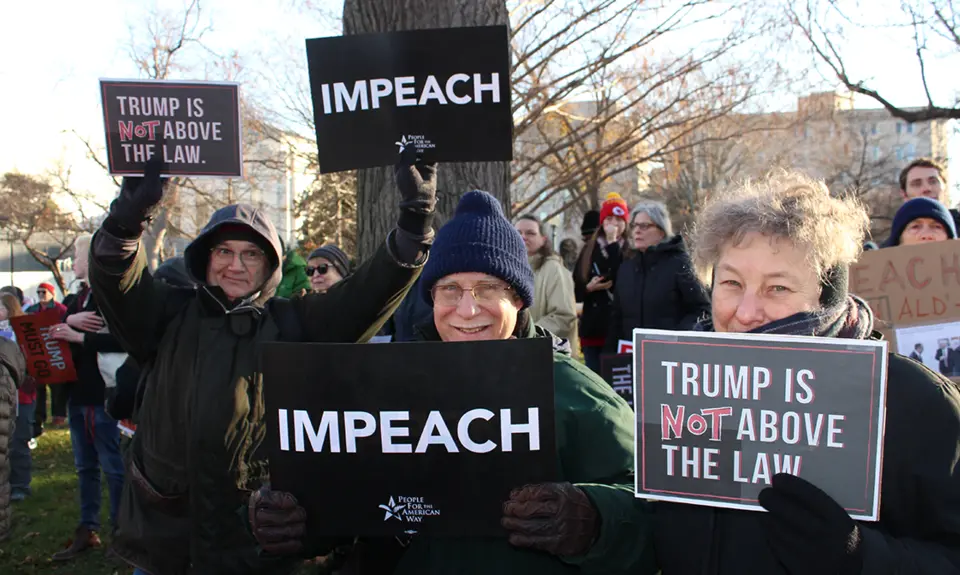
[262,338,557,539]
[305,26,512,173]
[633,329,888,521]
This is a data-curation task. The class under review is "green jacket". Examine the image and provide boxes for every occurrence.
[89,205,422,575]
[366,318,656,575]
[276,250,310,298]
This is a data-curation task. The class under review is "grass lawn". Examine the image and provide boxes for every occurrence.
[0,426,132,575]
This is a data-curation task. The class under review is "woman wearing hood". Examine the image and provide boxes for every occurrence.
[653,170,960,574]
[88,146,436,575]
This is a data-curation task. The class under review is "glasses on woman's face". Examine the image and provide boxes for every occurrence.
[210,246,266,268]
[306,264,331,276]
[630,222,659,232]
[431,282,513,306]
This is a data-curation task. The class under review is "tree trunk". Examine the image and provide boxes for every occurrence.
[342,0,511,262]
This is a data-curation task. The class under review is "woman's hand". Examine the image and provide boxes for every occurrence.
[586,276,613,293]
[66,311,104,332]
[50,323,84,344]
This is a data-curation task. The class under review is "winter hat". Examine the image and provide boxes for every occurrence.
[420,190,534,309]
[308,245,351,278]
[599,193,629,225]
[580,210,601,237]
[37,282,55,294]
[884,197,957,247]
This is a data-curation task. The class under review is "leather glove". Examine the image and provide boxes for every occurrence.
[758,473,863,575]
[394,142,437,244]
[248,485,307,555]
[501,482,599,557]
[108,156,168,235]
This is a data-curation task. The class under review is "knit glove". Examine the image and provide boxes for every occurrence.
[394,142,437,244]
[758,473,864,575]
[501,482,599,557]
[248,485,307,555]
[107,156,168,236]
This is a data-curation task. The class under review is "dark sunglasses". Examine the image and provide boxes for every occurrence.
[306,264,331,276]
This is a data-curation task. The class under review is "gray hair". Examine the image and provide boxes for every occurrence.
[689,170,869,287]
[629,200,673,238]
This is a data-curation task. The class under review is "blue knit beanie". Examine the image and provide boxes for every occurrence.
[420,190,534,308]
[884,197,957,247]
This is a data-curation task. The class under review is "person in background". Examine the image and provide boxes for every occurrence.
[306,244,351,294]
[883,196,957,247]
[0,331,25,542]
[26,282,69,435]
[515,215,578,345]
[909,342,924,363]
[574,193,629,373]
[935,339,954,377]
[25,282,66,315]
[49,234,126,561]
[0,294,34,501]
[558,238,579,272]
[655,169,960,574]
[276,240,310,299]
[580,210,600,243]
[898,157,959,230]
[606,200,709,351]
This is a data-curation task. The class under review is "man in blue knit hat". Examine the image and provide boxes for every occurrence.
[334,190,656,574]
[883,196,958,247]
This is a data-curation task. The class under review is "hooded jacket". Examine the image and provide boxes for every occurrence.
[339,317,656,575]
[0,337,24,542]
[606,235,709,350]
[89,204,423,575]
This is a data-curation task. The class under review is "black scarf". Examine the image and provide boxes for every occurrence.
[697,294,874,340]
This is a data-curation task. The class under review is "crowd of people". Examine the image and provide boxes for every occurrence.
[0,149,957,575]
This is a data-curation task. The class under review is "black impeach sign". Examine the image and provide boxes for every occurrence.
[305,26,512,173]
[634,329,888,521]
[100,79,242,177]
[262,338,557,538]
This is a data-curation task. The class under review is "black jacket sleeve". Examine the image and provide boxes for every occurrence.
[675,255,710,330]
[605,283,624,353]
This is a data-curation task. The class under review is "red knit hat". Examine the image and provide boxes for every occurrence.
[37,282,55,294]
[599,192,629,224]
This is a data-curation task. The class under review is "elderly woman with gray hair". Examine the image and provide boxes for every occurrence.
[653,171,960,574]
[605,200,709,350]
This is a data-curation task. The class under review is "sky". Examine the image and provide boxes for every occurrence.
[0,0,956,208]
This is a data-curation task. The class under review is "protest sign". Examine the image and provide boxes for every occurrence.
[600,353,633,407]
[262,338,557,539]
[893,320,960,378]
[634,328,887,521]
[100,79,243,177]
[305,26,512,173]
[10,309,77,385]
[617,339,633,354]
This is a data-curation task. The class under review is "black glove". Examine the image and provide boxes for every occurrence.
[758,473,863,575]
[501,482,599,557]
[248,485,307,555]
[394,143,437,244]
[108,156,168,235]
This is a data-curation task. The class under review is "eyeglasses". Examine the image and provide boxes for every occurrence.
[306,264,331,276]
[630,222,660,232]
[210,246,266,268]
[431,282,513,306]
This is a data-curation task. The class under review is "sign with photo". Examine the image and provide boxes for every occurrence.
[99,79,243,177]
[600,353,633,407]
[894,320,960,379]
[633,328,888,521]
[262,338,558,539]
[10,309,77,385]
[305,26,512,173]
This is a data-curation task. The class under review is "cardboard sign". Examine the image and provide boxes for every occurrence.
[633,328,888,521]
[262,338,558,539]
[10,309,77,384]
[100,79,243,177]
[600,353,633,407]
[305,26,512,173]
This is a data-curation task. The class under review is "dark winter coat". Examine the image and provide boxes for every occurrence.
[606,235,709,350]
[0,337,24,541]
[340,317,657,575]
[573,239,622,345]
[654,351,960,574]
[89,204,422,575]
[63,287,126,406]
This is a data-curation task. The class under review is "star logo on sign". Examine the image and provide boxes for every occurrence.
[378,496,406,521]
[395,135,408,153]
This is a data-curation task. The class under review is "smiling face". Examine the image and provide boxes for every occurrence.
[206,239,269,300]
[432,272,523,342]
[710,231,822,333]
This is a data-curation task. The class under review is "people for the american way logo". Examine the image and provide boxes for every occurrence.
[377,495,441,523]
